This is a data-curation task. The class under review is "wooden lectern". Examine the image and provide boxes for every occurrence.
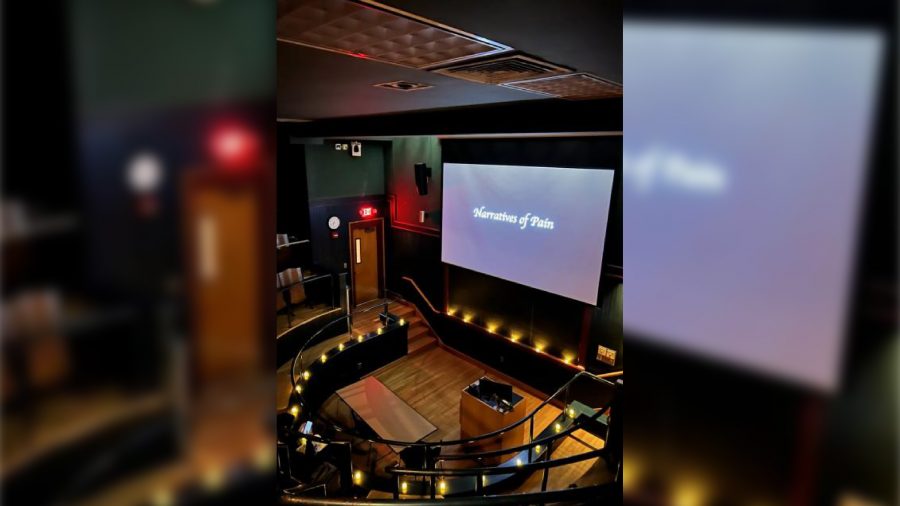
[459,377,525,465]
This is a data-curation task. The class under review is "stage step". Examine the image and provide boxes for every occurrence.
[392,304,416,317]
[390,300,438,357]
[408,325,429,340]
[408,333,437,356]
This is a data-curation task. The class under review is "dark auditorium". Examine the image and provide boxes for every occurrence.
[273,1,623,503]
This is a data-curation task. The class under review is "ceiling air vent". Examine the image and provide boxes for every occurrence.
[277,0,510,69]
[373,80,433,92]
[433,54,572,85]
[502,73,623,100]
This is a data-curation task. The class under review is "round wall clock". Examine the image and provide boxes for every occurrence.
[328,216,341,230]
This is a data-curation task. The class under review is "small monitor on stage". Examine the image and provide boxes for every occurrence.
[478,378,513,404]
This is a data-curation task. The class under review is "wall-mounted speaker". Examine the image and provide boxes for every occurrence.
[414,163,431,196]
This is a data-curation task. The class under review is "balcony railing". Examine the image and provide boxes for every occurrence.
[279,295,622,503]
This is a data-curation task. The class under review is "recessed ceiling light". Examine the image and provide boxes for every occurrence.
[278,0,511,69]
[373,80,433,92]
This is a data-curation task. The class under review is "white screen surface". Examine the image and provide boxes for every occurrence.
[624,22,882,391]
[441,163,615,305]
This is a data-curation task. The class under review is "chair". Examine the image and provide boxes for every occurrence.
[277,268,307,326]
[398,445,441,470]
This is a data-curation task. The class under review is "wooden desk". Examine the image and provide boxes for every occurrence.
[459,378,525,465]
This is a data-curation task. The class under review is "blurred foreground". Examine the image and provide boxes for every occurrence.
[3,1,275,504]
[624,0,897,505]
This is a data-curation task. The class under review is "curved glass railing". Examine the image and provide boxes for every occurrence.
[289,297,406,400]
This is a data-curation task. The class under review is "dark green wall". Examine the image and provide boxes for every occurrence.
[70,0,273,115]
[386,137,442,229]
[305,143,385,201]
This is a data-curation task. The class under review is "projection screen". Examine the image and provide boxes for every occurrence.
[441,163,615,305]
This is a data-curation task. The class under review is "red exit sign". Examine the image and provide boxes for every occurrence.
[358,206,378,218]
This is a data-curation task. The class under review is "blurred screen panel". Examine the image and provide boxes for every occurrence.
[623,21,883,391]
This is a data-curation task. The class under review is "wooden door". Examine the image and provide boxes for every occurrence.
[184,173,270,384]
[350,220,383,307]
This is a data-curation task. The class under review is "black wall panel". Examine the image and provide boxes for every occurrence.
[308,197,386,274]
[385,228,443,307]
[276,126,310,239]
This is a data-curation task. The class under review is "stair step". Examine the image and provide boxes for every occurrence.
[408,335,437,356]
[403,314,422,325]
[388,301,437,357]
[408,334,430,348]
[408,326,430,340]
[392,304,415,316]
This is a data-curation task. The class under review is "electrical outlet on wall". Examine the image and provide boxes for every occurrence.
[596,345,617,366]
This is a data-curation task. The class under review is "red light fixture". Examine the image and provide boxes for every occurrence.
[358,206,377,219]
[208,123,260,171]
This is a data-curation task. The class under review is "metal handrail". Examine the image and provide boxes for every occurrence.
[435,422,583,462]
[292,368,613,449]
[289,297,402,396]
[389,448,606,477]
[293,414,591,464]
[400,274,590,372]
[280,484,615,505]
[399,276,441,314]
[283,289,616,451]
[280,295,619,502]
[433,404,609,462]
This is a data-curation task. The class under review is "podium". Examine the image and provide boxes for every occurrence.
[459,377,525,465]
